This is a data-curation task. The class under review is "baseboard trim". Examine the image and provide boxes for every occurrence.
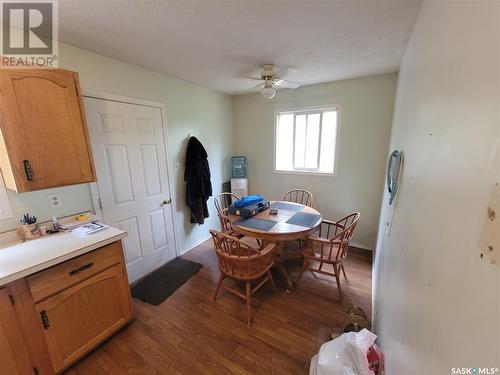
[349,241,373,252]
[349,245,373,259]
[179,235,211,255]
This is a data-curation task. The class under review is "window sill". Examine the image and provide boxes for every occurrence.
[273,169,337,177]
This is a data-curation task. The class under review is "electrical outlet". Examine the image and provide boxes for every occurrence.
[48,194,61,208]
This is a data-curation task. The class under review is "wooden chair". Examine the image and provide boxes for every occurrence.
[297,212,360,303]
[214,192,241,237]
[214,192,261,247]
[210,230,277,325]
[282,189,314,208]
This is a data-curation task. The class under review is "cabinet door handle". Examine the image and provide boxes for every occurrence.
[23,160,33,181]
[69,262,94,276]
[40,310,50,329]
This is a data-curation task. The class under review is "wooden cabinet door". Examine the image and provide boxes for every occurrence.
[0,69,96,192]
[0,288,34,375]
[34,265,132,373]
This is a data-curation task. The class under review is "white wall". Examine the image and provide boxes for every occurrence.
[232,74,397,250]
[0,43,234,253]
[373,1,500,373]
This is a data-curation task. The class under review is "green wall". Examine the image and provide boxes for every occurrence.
[232,73,397,250]
[1,43,234,253]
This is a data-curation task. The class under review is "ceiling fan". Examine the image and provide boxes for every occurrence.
[247,64,301,99]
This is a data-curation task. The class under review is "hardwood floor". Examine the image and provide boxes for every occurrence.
[65,240,372,375]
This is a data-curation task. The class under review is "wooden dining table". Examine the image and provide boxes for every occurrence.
[229,201,322,290]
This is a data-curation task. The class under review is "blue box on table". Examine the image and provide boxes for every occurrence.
[228,200,270,218]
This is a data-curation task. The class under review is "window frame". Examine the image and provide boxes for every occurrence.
[273,104,341,177]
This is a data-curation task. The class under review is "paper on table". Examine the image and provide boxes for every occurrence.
[59,213,100,230]
[72,222,109,238]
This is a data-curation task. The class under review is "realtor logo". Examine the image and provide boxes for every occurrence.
[1,0,58,67]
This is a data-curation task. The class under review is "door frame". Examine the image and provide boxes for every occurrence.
[82,89,180,258]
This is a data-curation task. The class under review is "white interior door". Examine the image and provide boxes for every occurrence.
[84,97,176,282]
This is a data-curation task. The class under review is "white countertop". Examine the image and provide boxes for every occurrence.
[0,227,127,286]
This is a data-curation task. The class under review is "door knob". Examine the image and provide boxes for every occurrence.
[161,198,172,206]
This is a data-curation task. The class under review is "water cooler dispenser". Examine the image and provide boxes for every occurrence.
[230,156,248,198]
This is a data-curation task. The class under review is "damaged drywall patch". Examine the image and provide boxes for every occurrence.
[479,182,500,265]
[487,206,496,221]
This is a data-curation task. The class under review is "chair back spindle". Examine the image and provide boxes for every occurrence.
[210,230,275,280]
[311,212,360,262]
[282,189,314,208]
[214,192,239,232]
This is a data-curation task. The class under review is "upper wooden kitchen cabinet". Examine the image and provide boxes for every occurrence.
[0,69,96,192]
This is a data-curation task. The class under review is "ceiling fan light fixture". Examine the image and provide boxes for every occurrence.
[260,84,276,99]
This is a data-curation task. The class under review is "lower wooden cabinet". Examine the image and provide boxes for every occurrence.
[35,264,132,372]
[0,288,34,375]
[2,240,133,374]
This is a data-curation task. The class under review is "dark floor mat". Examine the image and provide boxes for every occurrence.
[131,257,203,306]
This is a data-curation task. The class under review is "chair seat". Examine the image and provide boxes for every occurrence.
[222,229,261,249]
[219,264,272,281]
[300,246,342,264]
[223,229,244,238]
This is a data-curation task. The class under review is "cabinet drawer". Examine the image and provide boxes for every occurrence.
[28,241,122,303]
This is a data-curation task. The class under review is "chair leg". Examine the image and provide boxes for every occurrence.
[297,259,307,283]
[267,269,277,293]
[333,264,343,303]
[341,264,347,280]
[246,281,252,326]
[213,273,225,302]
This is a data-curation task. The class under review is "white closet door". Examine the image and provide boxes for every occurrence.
[84,97,176,282]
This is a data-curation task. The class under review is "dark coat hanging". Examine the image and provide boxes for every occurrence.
[184,136,212,224]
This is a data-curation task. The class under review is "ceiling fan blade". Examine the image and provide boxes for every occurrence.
[239,66,265,79]
[279,79,301,89]
[272,66,298,79]
[237,83,264,95]
[248,77,264,81]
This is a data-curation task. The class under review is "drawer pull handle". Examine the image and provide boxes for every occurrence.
[23,160,33,181]
[69,262,94,276]
[40,310,50,329]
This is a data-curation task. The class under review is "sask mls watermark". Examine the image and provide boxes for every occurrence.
[0,0,58,68]
[451,368,499,375]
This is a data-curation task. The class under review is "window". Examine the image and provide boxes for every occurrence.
[0,175,13,220]
[275,107,339,175]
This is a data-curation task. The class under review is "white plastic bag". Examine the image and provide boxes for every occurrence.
[309,329,377,375]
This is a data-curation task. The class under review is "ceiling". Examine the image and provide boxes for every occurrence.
[58,0,422,95]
